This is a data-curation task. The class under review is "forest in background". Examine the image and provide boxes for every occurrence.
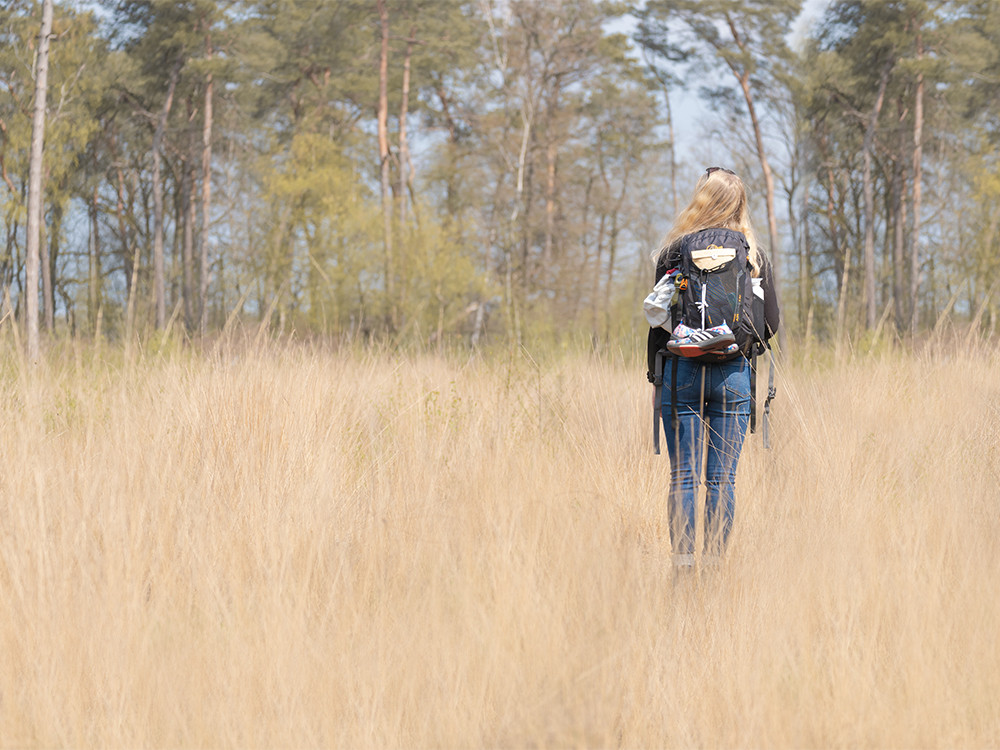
[2,0,1000,350]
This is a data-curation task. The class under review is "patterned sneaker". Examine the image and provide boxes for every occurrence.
[667,322,736,357]
[668,322,697,340]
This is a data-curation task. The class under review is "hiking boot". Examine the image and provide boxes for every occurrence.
[671,552,696,584]
[700,553,723,570]
[671,552,695,568]
[666,322,736,357]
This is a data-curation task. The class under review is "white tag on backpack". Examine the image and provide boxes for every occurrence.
[691,247,736,271]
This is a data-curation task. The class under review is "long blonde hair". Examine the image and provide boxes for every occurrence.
[654,169,761,274]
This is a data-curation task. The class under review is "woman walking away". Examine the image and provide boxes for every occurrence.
[646,167,780,572]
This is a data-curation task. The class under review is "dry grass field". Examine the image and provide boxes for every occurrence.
[0,334,998,748]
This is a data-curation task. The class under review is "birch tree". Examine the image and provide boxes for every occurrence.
[25,0,52,361]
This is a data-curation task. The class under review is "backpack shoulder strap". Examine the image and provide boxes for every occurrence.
[652,349,664,455]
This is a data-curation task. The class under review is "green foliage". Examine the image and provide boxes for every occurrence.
[4,0,1000,350]
[397,210,491,341]
[252,132,381,330]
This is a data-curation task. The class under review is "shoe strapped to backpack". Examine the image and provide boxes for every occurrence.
[665,322,736,357]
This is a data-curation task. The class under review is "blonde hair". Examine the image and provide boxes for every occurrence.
[654,169,761,274]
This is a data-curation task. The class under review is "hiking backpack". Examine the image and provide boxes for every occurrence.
[644,227,775,453]
[673,227,756,358]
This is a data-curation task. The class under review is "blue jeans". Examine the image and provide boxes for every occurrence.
[660,356,750,557]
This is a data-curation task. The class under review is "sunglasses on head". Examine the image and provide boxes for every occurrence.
[706,167,736,176]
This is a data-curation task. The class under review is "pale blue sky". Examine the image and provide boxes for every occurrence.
[793,0,834,47]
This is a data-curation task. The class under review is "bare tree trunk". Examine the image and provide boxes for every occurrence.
[604,168,630,337]
[590,213,606,334]
[510,96,534,330]
[89,183,100,329]
[398,25,416,230]
[434,285,445,352]
[909,29,924,338]
[185,165,197,332]
[892,167,906,334]
[171,176,183,308]
[182,99,196,332]
[786,170,801,328]
[519,159,534,300]
[799,178,811,332]
[570,175,593,325]
[544,139,557,269]
[661,89,679,216]
[25,0,53,361]
[863,63,891,330]
[829,162,850,347]
[152,60,181,330]
[128,170,144,338]
[114,172,129,306]
[376,0,394,328]
[543,88,560,272]
[116,159,140,340]
[737,71,780,269]
[511,103,533,226]
[199,33,214,336]
[42,204,56,333]
[804,179,814,337]
[435,83,460,224]
[892,105,909,335]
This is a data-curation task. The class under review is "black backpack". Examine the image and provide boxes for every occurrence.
[650,227,774,453]
[672,227,757,360]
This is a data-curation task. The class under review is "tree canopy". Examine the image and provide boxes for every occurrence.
[3,0,1000,349]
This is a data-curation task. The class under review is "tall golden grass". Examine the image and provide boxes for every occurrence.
[0,336,997,748]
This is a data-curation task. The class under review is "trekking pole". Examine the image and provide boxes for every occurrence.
[763,348,776,450]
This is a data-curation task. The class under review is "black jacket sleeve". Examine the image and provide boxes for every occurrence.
[645,248,677,380]
[758,250,780,339]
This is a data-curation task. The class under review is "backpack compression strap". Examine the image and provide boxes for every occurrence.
[670,354,680,441]
[653,349,664,454]
[749,341,778,447]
